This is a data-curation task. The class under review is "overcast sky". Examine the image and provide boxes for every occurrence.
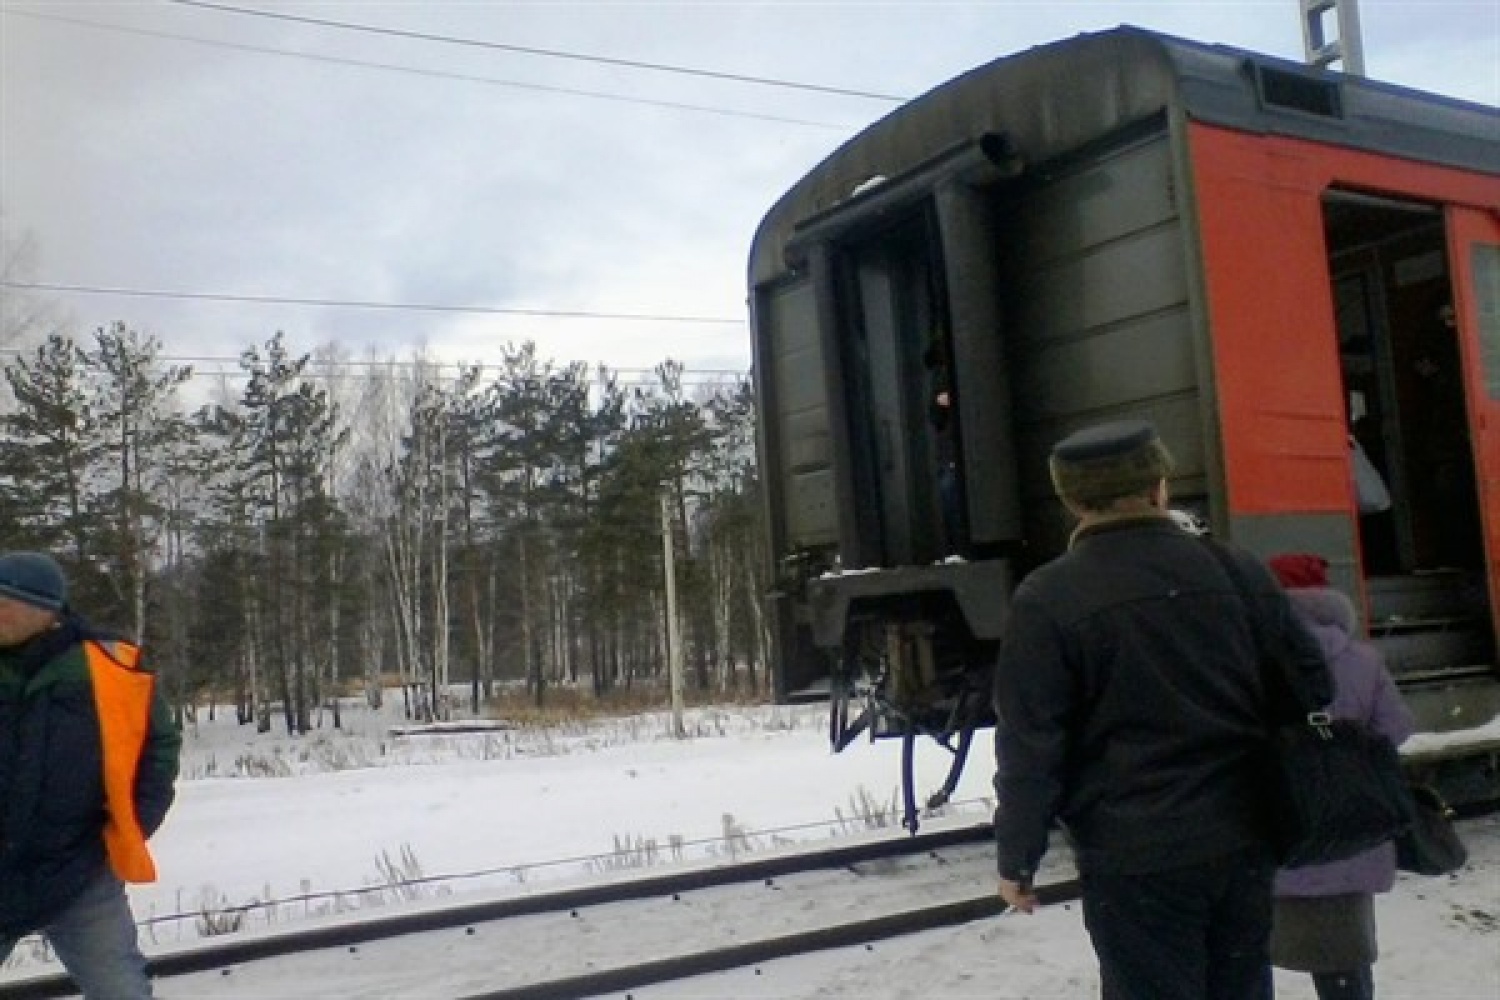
[2,1,1496,385]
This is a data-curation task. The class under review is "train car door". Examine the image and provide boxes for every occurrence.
[1446,205,1500,647]
[835,212,953,568]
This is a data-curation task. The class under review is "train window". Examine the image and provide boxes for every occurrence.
[1252,64,1342,118]
[1474,245,1500,400]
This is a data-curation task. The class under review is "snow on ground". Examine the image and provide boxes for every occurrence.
[645,814,1500,999]
[1,696,1497,997]
[138,699,998,935]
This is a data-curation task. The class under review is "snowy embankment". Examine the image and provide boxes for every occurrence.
[12,698,996,964]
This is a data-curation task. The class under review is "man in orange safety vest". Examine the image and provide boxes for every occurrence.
[0,551,181,1000]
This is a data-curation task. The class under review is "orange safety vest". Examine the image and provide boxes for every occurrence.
[84,639,159,883]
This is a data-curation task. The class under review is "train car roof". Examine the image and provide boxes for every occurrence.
[748,25,1498,285]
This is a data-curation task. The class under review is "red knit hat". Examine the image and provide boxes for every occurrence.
[1268,553,1329,589]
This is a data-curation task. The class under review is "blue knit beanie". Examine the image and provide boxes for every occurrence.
[0,551,68,613]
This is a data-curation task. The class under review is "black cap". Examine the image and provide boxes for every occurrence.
[1048,419,1173,509]
[1051,419,1158,462]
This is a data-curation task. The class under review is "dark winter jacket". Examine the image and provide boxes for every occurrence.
[0,614,181,937]
[1274,586,1415,897]
[992,515,1329,882]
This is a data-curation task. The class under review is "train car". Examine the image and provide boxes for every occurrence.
[746,26,1499,830]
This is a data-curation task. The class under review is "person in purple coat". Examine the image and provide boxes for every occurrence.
[1267,553,1416,1000]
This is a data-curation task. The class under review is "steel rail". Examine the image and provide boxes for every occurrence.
[457,878,1083,1000]
[0,822,995,1000]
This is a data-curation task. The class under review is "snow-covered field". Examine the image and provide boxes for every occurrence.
[2,696,1497,998]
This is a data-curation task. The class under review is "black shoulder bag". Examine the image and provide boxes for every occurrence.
[1204,541,1412,868]
[1396,784,1468,875]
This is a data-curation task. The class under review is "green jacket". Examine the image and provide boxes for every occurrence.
[0,614,181,936]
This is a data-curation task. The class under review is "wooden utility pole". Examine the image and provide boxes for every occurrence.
[661,489,686,737]
[1300,0,1366,75]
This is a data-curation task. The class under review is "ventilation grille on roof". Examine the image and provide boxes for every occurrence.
[1253,64,1343,118]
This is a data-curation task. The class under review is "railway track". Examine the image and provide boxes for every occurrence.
[456,875,1082,1000]
[2,821,1061,1000]
[18,809,1489,999]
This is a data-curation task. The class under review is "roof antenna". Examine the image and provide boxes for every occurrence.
[1300,0,1367,76]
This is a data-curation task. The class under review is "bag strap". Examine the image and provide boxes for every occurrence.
[1409,783,1455,817]
[1199,538,1325,725]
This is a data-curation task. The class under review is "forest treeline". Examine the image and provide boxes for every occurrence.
[0,322,770,733]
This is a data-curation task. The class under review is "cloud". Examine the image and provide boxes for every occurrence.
[3,2,1494,381]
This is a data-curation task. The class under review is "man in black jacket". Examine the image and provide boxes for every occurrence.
[992,420,1329,1000]
[0,552,181,999]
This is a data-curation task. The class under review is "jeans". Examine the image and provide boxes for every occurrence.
[0,870,152,1000]
[1081,848,1275,1000]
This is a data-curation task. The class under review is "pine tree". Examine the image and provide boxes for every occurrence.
[0,334,97,581]
[226,332,348,734]
[83,321,194,639]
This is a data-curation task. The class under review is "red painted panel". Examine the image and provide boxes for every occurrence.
[1189,128,1349,514]
[1188,123,1500,518]
[1445,206,1500,640]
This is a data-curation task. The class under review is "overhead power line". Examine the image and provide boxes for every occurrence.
[2,281,744,325]
[0,347,747,378]
[5,10,842,128]
[166,0,907,102]
[0,351,750,395]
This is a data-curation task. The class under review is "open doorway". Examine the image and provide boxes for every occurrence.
[1323,190,1492,675]
[837,210,962,567]
[1325,191,1483,574]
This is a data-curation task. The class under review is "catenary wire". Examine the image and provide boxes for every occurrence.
[165,0,908,102]
[1,281,743,325]
[4,9,846,128]
[0,359,750,394]
[0,347,749,379]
